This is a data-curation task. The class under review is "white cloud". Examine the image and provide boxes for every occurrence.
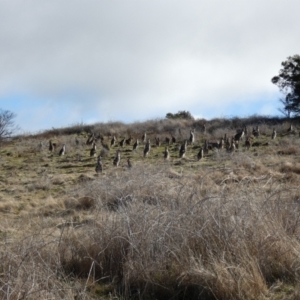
[0,0,298,131]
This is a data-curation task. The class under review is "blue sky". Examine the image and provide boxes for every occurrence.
[0,0,296,134]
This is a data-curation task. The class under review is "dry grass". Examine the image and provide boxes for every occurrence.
[1,116,300,299]
[46,167,300,299]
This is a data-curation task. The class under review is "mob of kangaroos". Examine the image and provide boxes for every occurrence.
[41,121,292,176]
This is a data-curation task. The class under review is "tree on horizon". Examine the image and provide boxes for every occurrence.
[272,54,300,117]
[0,109,19,143]
[165,110,194,120]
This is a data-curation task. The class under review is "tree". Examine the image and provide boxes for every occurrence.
[278,97,293,118]
[0,109,18,142]
[165,110,194,120]
[272,54,300,117]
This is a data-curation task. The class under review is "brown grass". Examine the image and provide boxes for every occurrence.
[1,116,300,299]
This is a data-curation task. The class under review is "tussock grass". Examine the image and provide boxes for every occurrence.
[1,116,300,299]
[280,162,300,174]
[52,165,300,299]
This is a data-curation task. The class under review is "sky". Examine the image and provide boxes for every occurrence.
[0,0,299,134]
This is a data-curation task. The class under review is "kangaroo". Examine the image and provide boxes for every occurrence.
[144,139,151,157]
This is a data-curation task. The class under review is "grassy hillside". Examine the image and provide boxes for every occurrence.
[1,116,300,299]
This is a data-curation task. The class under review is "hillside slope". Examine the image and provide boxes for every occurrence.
[0,117,300,299]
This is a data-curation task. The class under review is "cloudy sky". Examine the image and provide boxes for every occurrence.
[0,0,299,133]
